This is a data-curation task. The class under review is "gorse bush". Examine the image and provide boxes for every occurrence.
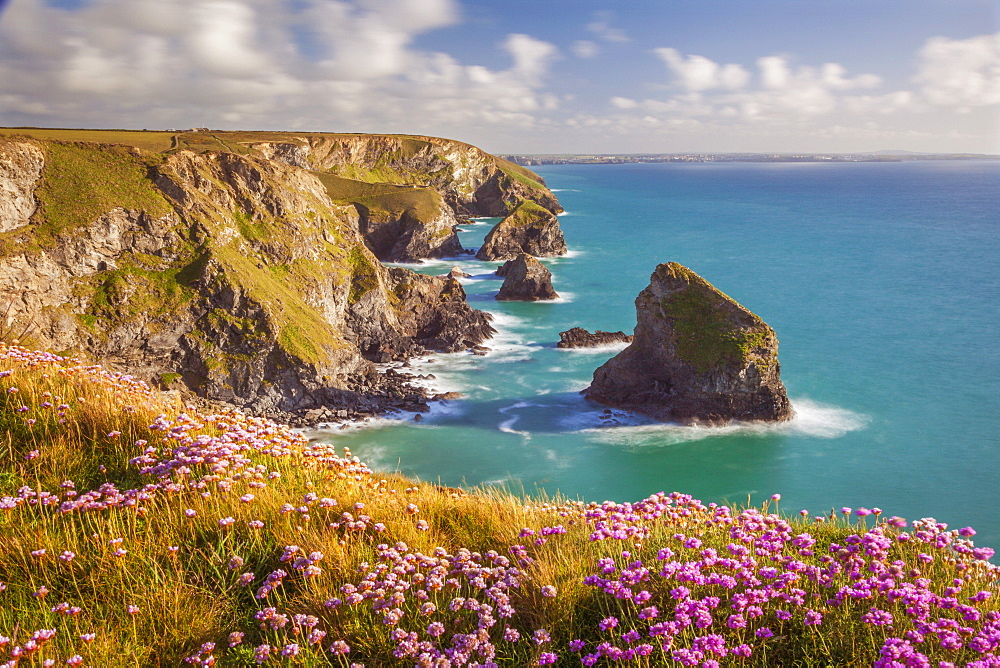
[0,344,998,667]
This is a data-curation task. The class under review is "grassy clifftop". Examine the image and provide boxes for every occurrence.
[1,345,997,666]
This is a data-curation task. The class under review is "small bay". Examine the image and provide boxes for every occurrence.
[314,160,1000,550]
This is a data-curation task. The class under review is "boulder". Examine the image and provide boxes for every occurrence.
[445,266,472,279]
[584,262,792,424]
[495,253,559,301]
[476,200,567,261]
[557,327,633,348]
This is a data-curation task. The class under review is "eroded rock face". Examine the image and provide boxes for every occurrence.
[0,140,44,233]
[476,201,567,261]
[495,253,558,301]
[557,327,633,348]
[355,195,463,262]
[0,139,495,414]
[584,262,792,425]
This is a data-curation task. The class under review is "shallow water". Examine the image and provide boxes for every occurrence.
[312,161,1000,550]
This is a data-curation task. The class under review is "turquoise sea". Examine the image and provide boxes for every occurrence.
[313,160,1000,551]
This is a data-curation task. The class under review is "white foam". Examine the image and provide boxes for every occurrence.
[574,398,868,447]
[556,341,631,354]
[497,401,534,438]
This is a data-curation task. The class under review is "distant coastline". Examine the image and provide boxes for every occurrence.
[502,151,1000,166]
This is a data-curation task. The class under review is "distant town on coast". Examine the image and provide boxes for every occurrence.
[502,151,1000,166]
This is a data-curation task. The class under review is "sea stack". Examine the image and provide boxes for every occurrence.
[476,200,567,261]
[584,262,792,425]
[495,253,558,301]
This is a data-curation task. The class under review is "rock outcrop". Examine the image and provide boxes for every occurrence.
[495,253,558,301]
[476,200,567,261]
[557,327,633,348]
[584,262,792,425]
[0,140,43,233]
[0,136,498,415]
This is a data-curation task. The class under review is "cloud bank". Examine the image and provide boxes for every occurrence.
[0,0,996,153]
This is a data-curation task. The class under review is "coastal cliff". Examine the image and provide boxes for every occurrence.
[0,133,523,414]
[585,262,792,424]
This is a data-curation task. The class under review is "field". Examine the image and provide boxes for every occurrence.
[1,343,998,666]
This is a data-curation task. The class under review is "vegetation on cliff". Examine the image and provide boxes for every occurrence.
[1,345,998,666]
[0,132,506,413]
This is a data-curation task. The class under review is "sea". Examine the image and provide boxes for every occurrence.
[311,160,1000,552]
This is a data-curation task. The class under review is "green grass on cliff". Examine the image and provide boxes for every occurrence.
[0,128,176,152]
[33,142,171,238]
[653,264,773,374]
[1,345,997,667]
[504,199,552,227]
[313,172,445,224]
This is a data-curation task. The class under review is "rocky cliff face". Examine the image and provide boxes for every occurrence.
[251,134,562,261]
[476,200,568,261]
[585,262,792,424]
[495,253,558,301]
[0,136,497,414]
[0,141,44,234]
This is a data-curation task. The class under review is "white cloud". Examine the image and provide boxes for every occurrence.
[586,11,629,43]
[655,48,749,91]
[0,0,560,140]
[916,32,1000,107]
[503,33,559,86]
[572,40,599,59]
[610,97,637,110]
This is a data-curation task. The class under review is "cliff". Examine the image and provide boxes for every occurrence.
[476,200,568,261]
[0,134,508,414]
[584,262,792,424]
[251,133,563,262]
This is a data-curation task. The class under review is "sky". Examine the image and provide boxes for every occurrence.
[0,0,997,154]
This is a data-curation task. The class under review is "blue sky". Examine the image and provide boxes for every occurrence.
[1,0,997,153]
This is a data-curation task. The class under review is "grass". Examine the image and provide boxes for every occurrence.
[2,141,173,256]
[648,263,775,374]
[1,343,997,666]
[0,129,176,153]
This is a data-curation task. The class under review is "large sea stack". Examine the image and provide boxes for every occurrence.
[584,262,792,424]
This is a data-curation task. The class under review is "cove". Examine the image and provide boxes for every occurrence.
[311,160,1000,551]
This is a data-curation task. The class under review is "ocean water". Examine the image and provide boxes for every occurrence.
[312,160,1000,551]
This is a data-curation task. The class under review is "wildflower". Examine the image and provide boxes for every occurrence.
[600,617,619,631]
[538,652,558,665]
[534,629,551,644]
[541,585,557,598]
[281,644,300,658]
[503,627,521,642]
[804,610,823,626]
[228,632,244,647]
[79,634,96,643]
[184,509,196,518]
[427,622,445,637]
[58,551,75,562]
[415,520,429,531]
[570,639,586,652]
[218,517,235,527]
[756,627,774,638]
[328,640,350,654]
[127,604,140,614]
[66,657,84,666]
